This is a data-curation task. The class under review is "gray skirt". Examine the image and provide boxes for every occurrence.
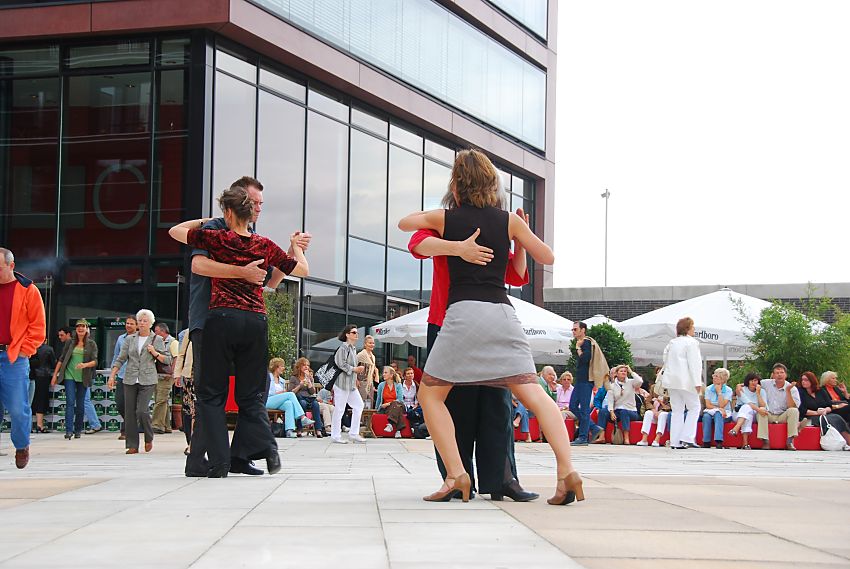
[422,300,538,387]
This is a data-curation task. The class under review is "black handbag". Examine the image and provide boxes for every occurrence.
[315,347,344,391]
[270,421,286,438]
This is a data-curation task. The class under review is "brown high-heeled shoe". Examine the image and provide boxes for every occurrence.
[144,442,153,453]
[547,471,585,506]
[423,472,472,503]
[126,448,139,455]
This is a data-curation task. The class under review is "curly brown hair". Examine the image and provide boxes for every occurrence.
[291,357,311,380]
[217,185,254,222]
[441,149,502,209]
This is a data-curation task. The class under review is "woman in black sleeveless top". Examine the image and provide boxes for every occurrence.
[399,149,583,506]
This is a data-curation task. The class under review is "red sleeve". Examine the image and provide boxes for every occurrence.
[187,228,216,250]
[505,251,530,286]
[264,238,298,275]
[408,229,440,260]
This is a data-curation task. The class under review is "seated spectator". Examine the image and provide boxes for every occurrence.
[730,372,762,449]
[375,366,406,438]
[702,368,733,448]
[588,384,607,443]
[512,395,532,443]
[819,371,850,425]
[288,357,325,438]
[266,358,313,438]
[556,372,576,419]
[537,366,558,401]
[798,371,828,427]
[597,365,643,444]
[401,368,423,427]
[315,387,334,436]
[637,383,671,446]
[756,363,800,451]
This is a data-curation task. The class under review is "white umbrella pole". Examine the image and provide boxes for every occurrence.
[723,345,728,368]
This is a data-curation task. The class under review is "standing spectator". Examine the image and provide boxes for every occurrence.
[401,367,423,427]
[110,316,137,440]
[375,366,406,437]
[179,176,309,477]
[555,372,576,419]
[330,325,366,444]
[151,322,179,434]
[662,317,703,450]
[29,340,56,433]
[756,363,800,450]
[819,371,850,425]
[172,330,194,453]
[730,373,763,449]
[169,184,308,476]
[288,357,324,438]
[0,247,46,469]
[53,320,98,441]
[107,309,170,454]
[357,335,379,409]
[267,358,312,439]
[701,368,733,448]
[598,365,643,444]
[570,322,608,446]
[407,355,423,385]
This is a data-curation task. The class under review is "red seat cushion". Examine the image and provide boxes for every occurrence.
[796,425,821,450]
[514,417,541,442]
[371,413,413,438]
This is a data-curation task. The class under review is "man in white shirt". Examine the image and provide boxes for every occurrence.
[756,363,800,451]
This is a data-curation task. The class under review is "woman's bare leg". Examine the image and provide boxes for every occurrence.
[418,383,464,489]
[511,383,574,478]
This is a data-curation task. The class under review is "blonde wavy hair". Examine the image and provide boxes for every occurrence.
[441,149,502,209]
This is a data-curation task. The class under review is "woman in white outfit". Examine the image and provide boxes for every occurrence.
[330,324,366,444]
[662,317,703,449]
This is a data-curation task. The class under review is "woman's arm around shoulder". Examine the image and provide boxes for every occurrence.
[398,209,445,235]
[508,212,553,265]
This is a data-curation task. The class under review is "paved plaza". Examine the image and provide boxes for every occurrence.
[0,432,848,569]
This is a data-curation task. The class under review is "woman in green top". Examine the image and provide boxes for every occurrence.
[53,320,98,439]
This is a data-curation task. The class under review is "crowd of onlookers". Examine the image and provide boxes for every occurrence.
[511,363,850,451]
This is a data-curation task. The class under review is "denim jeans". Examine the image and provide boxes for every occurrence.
[599,408,641,432]
[297,396,324,431]
[0,352,32,449]
[514,400,530,433]
[570,380,600,440]
[702,410,733,443]
[63,380,87,435]
[83,388,101,429]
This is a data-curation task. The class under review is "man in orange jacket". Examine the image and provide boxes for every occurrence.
[0,248,46,469]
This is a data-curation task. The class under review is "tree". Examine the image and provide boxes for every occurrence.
[567,322,633,371]
[742,299,850,383]
[264,289,298,368]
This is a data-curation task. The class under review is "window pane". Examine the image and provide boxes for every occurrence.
[423,159,449,211]
[351,107,388,138]
[488,0,548,39]
[307,88,348,122]
[424,139,453,165]
[256,91,305,247]
[304,280,345,309]
[390,124,422,153]
[301,305,347,365]
[68,41,151,69]
[0,77,60,259]
[386,247,420,298]
[215,50,256,83]
[259,67,306,103]
[304,111,348,282]
[158,38,191,66]
[348,237,384,292]
[348,289,385,316]
[348,130,387,243]
[64,264,142,285]
[387,146,422,249]
[152,69,188,255]
[212,71,256,197]
[0,45,60,76]
[60,73,152,257]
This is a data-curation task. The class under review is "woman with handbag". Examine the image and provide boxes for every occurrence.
[819,371,850,425]
[289,357,324,438]
[330,325,366,444]
[107,309,171,454]
[375,366,406,438]
[795,371,850,450]
[52,320,98,440]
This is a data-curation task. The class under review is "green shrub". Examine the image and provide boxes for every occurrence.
[264,289,298,368]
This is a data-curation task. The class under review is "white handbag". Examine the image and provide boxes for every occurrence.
[819,415,846,451]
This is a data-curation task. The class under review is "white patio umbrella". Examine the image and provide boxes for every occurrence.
[578,314,620,329]
[371,297,574,357]
[618,288,770,365]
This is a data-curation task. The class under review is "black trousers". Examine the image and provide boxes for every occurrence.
[429,323,519,494]
[185,329,208,474]
[194,308,277,469]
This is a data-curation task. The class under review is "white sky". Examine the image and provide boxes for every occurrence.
[553,1,850,288]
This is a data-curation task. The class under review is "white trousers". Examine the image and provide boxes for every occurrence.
[669,388,700,446]
[331,385,364,439]
[733,405,756,433]
[641,410,670,436]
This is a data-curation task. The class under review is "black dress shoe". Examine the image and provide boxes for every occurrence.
[266,450,282,475]
[185,468,210,477]
[206,464,230,478]
[490,479,539,502]
[229,459,263,476]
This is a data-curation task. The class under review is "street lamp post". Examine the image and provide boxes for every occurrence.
[601,189,610,287]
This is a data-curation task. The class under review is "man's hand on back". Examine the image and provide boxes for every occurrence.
[457,228,494,265]
[239,259,267,285]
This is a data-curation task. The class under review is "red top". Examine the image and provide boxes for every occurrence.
[382,382,398,403]
[408,229,529,326]
[826,385,840,402]
[187,228,297,314]
[0,280,15,344]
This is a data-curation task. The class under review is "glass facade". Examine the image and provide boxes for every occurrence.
[0,38,192,352]
[249,0,547,150]
[487,0,548,39]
